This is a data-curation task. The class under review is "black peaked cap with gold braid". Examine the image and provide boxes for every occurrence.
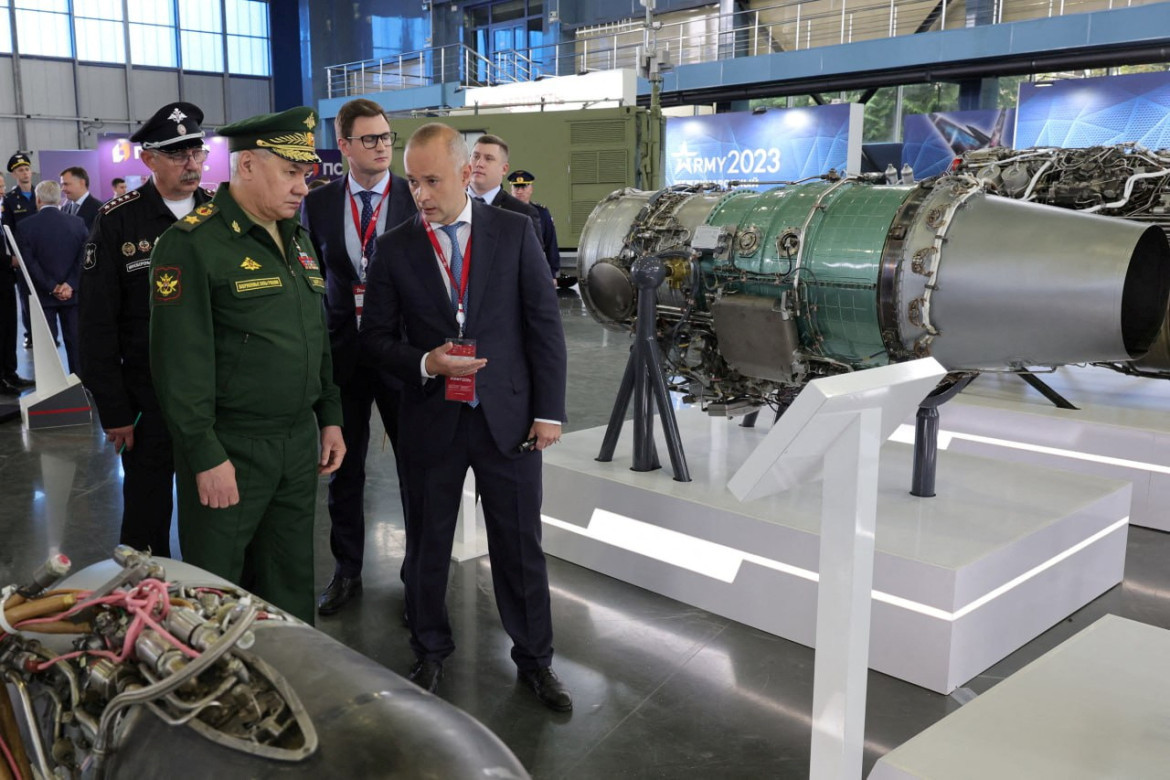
[216,107,322,164]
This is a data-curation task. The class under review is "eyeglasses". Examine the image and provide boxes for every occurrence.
[156,148,209,164]
[347,132,396,149]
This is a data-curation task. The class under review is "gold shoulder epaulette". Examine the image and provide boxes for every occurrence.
[99,189,141,215]
[174,202,218,232]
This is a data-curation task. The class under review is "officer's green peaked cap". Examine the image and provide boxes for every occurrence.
[217,107,322,164]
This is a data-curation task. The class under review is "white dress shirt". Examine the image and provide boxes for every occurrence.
[344,171,392,279]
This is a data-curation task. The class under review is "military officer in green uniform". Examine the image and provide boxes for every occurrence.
[149,106,345,623]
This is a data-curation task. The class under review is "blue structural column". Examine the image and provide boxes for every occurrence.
[270,0,304,110]
[958,0,999,111]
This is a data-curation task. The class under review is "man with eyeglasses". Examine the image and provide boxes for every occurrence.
[302,97,417,616]
[78,101,214,560]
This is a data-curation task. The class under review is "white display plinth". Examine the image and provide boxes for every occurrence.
[3,225,90,430]
[540,406,1130,695]
[909,366,1170,532]
[727,359,947,780]
[869,615,1170,780]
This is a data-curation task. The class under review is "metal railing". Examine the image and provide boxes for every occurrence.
[327,43,514,99]
[325,0,1157,99]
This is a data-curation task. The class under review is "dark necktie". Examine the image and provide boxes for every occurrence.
[472,195,486,203]
[358,190,376,265]
[438,223,464,310]
[439,222,476,406]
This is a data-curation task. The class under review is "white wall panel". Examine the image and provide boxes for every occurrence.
[24,120,81,158]
[0,60,16,114]
[227,77,271,123]
[0,120,19,154]
[128,70,182,127]
[0,55,269,153]
[20,60,77,117]
[184,74,227,126]
[78,65,130,128]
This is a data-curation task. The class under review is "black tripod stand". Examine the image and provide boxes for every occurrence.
[595,255,691,482]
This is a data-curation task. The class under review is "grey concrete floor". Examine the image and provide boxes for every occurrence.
[3,288,1170,778]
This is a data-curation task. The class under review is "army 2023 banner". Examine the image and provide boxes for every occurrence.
[665,104,863,191]
[1016,71,1170,149]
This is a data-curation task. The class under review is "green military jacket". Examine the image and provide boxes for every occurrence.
[149,182,342,473]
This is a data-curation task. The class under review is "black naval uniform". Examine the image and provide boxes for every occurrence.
[2,186,36,372]
[79,179,213,557]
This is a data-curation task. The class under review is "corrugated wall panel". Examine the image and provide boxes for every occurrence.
[129,70,181,126]
[185,75,227,126]
[228,77,271,123]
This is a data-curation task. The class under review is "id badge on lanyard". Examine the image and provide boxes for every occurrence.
[444,338,477,402]
[353,284,366,327]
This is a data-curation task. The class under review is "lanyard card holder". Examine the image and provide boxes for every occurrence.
[444,337,477,402]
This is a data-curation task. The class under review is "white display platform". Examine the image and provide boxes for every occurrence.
[541,407,1131,694]
[869,615,1170,779]
[908,366,1170,532]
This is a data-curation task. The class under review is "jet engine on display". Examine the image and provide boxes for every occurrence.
[577,174,1170,416]
[0,548,528,780]
[953,143,1170,373]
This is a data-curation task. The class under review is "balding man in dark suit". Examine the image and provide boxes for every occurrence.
[16,180,87,373]
[360,122,571,712]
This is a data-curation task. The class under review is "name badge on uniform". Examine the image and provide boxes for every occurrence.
[353,283,365,327]
[444,338,477,403]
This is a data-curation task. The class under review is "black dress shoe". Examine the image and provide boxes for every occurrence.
[316,575,361,615]
[4,374,32,389]
[0,380,18,395]
[408,659,443,693]
[518,667,572,712]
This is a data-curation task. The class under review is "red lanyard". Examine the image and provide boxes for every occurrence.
[347,177,392,262]
[423,220,473,329]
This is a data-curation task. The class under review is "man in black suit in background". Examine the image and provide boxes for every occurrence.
[59,167,100,231]
[302,98,417,615]
[467,135,545,266]
[15,181,87,373]
[360,122,571,711]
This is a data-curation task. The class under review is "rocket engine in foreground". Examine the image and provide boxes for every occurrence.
[577,175,1170,414]
[0,549,528,779]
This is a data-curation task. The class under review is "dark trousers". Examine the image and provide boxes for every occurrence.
[0,271,15,376]
[43,304,78,374]
[327,371,400,579]
[402,403,553,671]
[18,275,30,343]
[175,415,319,624]
[119,406,175,558]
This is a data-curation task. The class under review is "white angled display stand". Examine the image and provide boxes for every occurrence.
[2,225,91,430]
[728,358,947,780]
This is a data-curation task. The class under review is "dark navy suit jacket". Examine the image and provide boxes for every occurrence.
[302,173,417,387]
[75,195,100,231]
[360,200,567,464]
[16,206,88,308]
